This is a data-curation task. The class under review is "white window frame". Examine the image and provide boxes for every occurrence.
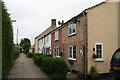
[68,23,76,36]
[54,46,60,58]
[95,43,104,61]
[68,46,76,60]
[47,35,49,43]
[55,31,59,41]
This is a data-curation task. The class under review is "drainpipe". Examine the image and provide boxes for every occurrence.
[83,11,87,79]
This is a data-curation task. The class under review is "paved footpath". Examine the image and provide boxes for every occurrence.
[8,53,50,78]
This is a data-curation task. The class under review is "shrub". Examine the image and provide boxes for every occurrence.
[27,53,34,58]
[33,54,44,67]
[89,66,99,80]
[12,47,19,60]
[34,53,43,57]
[41,57,68,79]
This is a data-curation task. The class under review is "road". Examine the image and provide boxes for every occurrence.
[8,53,50,79]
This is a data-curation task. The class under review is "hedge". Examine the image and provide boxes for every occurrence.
[33,55,68,79]
[2,1,20,78]
[42,57,68,79]
[34,54,45,67]
[27,53,34,58]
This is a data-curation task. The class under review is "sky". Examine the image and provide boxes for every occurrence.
[4,0,105,45]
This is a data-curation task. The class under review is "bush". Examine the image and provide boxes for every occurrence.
[2,46,19,78]
[41,57,68,79]
[34,53,43,56]
[33,55,68,79]
[27,53,34,58]
[90,66,99,80]
[12,47,19,60]
[34,55,45,67]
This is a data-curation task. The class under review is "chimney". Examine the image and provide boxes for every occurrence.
[61,20,64,25]
[51,19,56,26]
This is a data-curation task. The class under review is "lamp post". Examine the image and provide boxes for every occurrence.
[11,20,18,46]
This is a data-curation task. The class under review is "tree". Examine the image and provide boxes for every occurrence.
[2,0,14,77]
[20,38,31,54]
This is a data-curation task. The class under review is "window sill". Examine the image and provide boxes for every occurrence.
[95,58,104,62]
[56,56,60,58]
[68,58,76,61]
[68,33,76,37]
[54,39,59,41]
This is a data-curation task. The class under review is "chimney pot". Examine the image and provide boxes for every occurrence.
[51,19,56,26]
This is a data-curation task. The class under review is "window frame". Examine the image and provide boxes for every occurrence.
[95,43,104,61]
[68,23,76,36]
[54,46,60,58]
[68,46,76,60]
[55,30,59,41]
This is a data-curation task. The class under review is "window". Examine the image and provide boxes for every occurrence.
[68,23,76,36]
[44,38,45,45]
[68,46,76,60]
[54,47,60,58]
[47,36,49,43]
[55,31,59,40]
[42,39,43,45]
[95,43,104,61]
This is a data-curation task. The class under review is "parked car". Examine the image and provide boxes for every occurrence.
[110,48,120,79]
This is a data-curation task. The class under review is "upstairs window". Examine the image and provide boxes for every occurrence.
[47,36,49,43]
[68,23,76,36]
[55,31,59,40]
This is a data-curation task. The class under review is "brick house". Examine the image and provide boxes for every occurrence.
[51,0,120,75]
[51,26,63,58]
[34,0,120,76]
[51,13,87,74]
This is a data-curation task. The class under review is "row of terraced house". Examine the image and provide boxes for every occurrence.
[33,0,120,75]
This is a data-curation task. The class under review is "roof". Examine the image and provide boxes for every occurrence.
[35,25,56,39]
[35,1,106,40]
[85,2,105,11]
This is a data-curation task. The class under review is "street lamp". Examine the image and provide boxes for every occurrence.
[11,20,18,46]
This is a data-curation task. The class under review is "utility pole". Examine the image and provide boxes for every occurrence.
[16,29,18,45]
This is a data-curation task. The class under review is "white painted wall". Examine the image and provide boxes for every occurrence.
[38,34,51,55]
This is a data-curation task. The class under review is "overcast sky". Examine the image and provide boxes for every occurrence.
[4,0,105,45]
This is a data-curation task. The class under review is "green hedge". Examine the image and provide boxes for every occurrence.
[2,47,19,78]
[27,53,34,58]
[12,47,19,60]
[33,55,68,79]
[34,55,44,67]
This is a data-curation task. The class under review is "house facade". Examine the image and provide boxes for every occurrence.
[51,27,63,58]
[39,34,51,55]
[51,1,120,74]
[85,1,120,74]
[51,13,87,73]
[34,19,56,55]
[29,45,35,53]
[34,0,120,75]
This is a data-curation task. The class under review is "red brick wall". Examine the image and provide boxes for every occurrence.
[51,16,86,72]
[62,16,85,72]
[51,28,63,58]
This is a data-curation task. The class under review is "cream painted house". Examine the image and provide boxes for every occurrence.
[85,1,120,74]
[34,19,56,54]
[39,34,51,55]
